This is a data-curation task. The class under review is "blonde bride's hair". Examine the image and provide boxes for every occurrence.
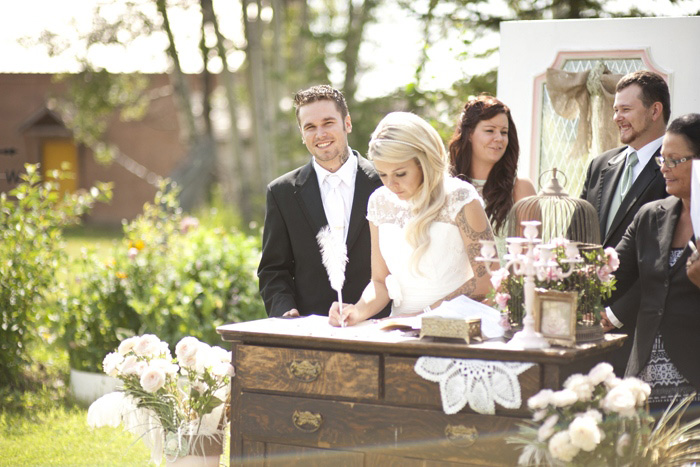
[368,112,448,273]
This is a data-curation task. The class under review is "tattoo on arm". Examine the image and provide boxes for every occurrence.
[456,209,493,242]
[442,277,485,303]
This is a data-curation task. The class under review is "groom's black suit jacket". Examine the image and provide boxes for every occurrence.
[258,151,388,317]
[581,145,668,375]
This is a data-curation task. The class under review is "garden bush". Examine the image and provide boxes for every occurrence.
[0,164,111,389]
[63,182,266,372]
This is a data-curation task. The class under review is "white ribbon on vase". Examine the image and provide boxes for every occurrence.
[414,357,534,415]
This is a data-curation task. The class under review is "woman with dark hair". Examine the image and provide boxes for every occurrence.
[602,113,700,414]
[448,94,536,258]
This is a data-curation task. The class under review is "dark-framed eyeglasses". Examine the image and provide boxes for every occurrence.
[655,155,694,169]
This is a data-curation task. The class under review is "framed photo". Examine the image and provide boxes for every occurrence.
[533,289,577,347]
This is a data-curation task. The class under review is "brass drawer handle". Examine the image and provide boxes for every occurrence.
[287,359,322,382]
[292,410,323,433]
[445,424,478,445]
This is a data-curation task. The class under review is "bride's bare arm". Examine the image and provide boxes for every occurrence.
[428,200,496,309]
[329,223,391,326]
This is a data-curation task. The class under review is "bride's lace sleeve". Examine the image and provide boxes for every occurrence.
[444,178,484,222]
[366,187,410,226]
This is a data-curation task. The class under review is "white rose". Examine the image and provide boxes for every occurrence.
[528,389,554,410]
[102,352,124,377]
[194,343,214,375]
[601,384,637,417]
[175,336,201,369]
[616,433,631,456]
[211,346,230,363]
[158,341,172,360]
[587,362,614,385]
[624,378,651,405]
[564,374,595,402]
[192,379,209,394]
[550,389,578,408]
[149,358,179,376]
[548,431,580,462]
[134,334,162,358]
[533,409,547,422]
[140,366,166,393]
[119,355,141,376]
[538,414,559,442]
[211,361,235,378]
[582,409,603,423]
[118,336,139,356]
[568,415,602,451]
[604,376,622,391]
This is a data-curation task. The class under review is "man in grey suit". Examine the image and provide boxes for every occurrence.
[258,85,389,318]
[581,70,670,376]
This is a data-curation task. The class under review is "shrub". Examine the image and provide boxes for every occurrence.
[63,182,265,372]
[0,164,111,388]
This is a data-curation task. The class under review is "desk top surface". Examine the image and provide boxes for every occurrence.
[218,315,625,364]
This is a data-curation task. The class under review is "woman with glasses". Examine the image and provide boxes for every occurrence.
[602,113,700,415]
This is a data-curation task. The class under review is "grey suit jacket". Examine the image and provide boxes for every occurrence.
[609,197,700,389]
[580,145,668,374]
[258,151,387,317]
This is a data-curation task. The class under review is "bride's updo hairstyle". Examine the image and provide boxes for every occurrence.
[368,112,449,272]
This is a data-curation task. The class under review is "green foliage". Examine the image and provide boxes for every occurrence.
[63,182,266,372]
[0,164,111,389]
[53,68,150,164]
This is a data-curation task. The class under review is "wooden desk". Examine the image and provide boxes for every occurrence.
[218,316,624,466]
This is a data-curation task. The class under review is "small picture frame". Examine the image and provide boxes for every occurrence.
[533,289,577,347]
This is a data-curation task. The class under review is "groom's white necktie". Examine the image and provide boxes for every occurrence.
[324,174,346,240]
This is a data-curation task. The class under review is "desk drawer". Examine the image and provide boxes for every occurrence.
[236,345,379,399]
[384,356,540,416]
[240,392,520,466]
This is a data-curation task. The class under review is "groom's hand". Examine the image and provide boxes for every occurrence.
[282,309,300,318]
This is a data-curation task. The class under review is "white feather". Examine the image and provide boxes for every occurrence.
[316,226,348,292]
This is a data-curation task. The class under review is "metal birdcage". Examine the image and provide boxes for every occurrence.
[505,169,601,245]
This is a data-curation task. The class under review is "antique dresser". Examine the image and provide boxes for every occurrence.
[218,316,624,466]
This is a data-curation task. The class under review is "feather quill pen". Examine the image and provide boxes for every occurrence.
[317,226,348,326]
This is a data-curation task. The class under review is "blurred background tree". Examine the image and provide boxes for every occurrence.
[33,0,699,228]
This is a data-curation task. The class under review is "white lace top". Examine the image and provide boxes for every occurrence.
[367,177,484,316]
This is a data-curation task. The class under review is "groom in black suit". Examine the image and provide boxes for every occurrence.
[581,70,670,375]
[258,85,389,318]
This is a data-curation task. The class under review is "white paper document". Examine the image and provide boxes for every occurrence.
[692,159,700,239]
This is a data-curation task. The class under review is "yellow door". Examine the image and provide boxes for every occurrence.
[42,139,78,196]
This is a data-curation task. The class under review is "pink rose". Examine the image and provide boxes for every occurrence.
[597,265,612,282]
[604,247,620,271]
[495,293,511,310]
[490,268,509,290]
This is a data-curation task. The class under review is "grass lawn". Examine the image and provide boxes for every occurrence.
[63,225,123,260]
[1,225,236,466]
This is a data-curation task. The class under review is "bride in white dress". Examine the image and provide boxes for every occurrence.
[329,112,496,326]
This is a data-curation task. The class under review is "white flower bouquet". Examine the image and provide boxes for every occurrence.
[87,334,234,464]
[510,362,700,466]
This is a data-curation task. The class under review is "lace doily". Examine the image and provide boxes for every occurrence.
[367,177,481,227]
[414,357,534,415]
